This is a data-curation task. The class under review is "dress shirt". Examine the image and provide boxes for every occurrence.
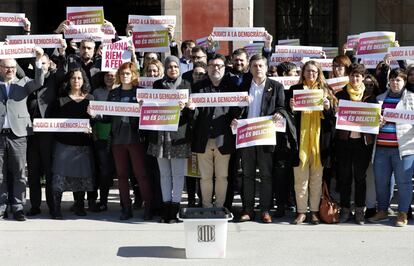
[247,79,266,118]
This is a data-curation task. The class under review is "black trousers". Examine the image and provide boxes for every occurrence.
[224,151,241,211]
[94,140,115,205]
[336,138,372,208]
[27,133,54,211]
[241,146,273,213]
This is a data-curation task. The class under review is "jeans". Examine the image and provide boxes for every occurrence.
[373,146,414,212]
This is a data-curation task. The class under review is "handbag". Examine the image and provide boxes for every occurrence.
[319,181,339,224]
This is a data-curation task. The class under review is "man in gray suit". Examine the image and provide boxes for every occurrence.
[0,47,45,221]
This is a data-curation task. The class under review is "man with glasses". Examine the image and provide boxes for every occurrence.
[182,46,208,84]
[0,47,45,221]
[191,54,240,208]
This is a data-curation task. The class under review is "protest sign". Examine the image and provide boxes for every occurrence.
[195,36,220,50]
[137,89,189,104]
[128,15,176,28]
[101,37,133,71]
[356,31,395,58]
[236,116,276,149]
[139,103,181,131]
[89,101,141,117]
[101,24,116,39]
[326,76,349,92]
[269,53,303,66]
[190,92,249,107]
[132,27,169,52]
[336,100,381,134]
[243,43,264,57]
[302,58,332,71]
[293,90,324,111]
[33,119,90,132]
[6,34,64,49]
[346,34,359,49]
[383,108,414,124]
[278,39,300,46]
[323,47,339,58]
[64,24,105,40]
[212,27,266,41]
[0,44,35,59]
[66,6,104,25]
[274,45,323,58]
[269,76,300,90]
[185,153,201,178]
[0,13,25,27]
[138,77,158,88]
[360,57,399,69]
[388,46,414,60]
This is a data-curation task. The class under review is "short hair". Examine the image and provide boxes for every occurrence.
[232,48,248,59]
[389,68,407,81]
[80,39,96,47]
[277,61,296,76]
[62,68,90,96]
[115,62,139,86]
[143,59,164,78]
[249,54,268,66]
[181,40,195,52]
[191,45,206,55]
[349,63,366,77]
[193,61,207,71]
[333,55,351,75]
[208,53,226,64]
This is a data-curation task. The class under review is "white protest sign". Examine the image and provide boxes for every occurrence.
[89,101,141,117]
[64,24,105,40]
[275,45,323,58]
[236,116,276,149]
[138,77,158,88]
[66,6,104,25]
[190,92,249,107]
[269,53,303,66]
[0,13,25,27]
[383,108,414,124]
[269,76,300,90]
[7,34,64,49]
[278,39,300,46]
[128,15,176,29]
[356,31,396,58]
[302,58,333,71]
[101,37,133,71]
[139,102,180,131]
[388,46,414,60]
[212,27,266,41]
[360,56,399,69]
[336,100,381,134]
[33,119,90,132]
[136,89,189,104]
[326,76,349,92]
[0,44,35,59]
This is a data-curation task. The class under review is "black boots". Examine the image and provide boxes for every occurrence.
[73,192,87,216]
[52,192,63,219]
[160,202,180,223]
[120,200,133,220]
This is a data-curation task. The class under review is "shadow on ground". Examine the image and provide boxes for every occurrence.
[117,246,186,259]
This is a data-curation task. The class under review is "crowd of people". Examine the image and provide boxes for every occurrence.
[0,17,413,228]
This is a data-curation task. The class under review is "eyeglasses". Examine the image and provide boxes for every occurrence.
[193,72,206,76]
[192,55,206,60]
[208,64,225,69]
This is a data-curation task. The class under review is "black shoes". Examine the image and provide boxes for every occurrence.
[120,206,133,220]
[13,210,26,221]
[26,207,41,216]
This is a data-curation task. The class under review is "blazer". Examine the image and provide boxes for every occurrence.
[0,65,45,137]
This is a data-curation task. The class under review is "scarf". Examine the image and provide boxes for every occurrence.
[162,55,182,90]
[347,83,365,101]
[299,81,322,168]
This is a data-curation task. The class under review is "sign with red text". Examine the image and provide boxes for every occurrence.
[383,108,414,124]
[138,77,158,88]
[89,101,141,117]
[185,153,201,178]
[336,100,381,134]
[275,45,323,58]
[33,119,90,132]
[101,24,116,40]
[132,27,169,52]
[236,116,276,149]
[293,90,324,111]
[269,53,303,66]
[243,43,264,57]
[302,58,332,71]
[278,39,300,46]
[326,76,349,92]
[388,46,414,60]
[269,76,300,90]
[128,15,176,28]
[360,57,399,69]
[0,13,25,27]
[64,24,105,40]
[139,103,180,131]
[190,92,249,107]
[356,31,395,58]
[66,6,104,25]
[346,34,359,49]
[137,89,189,104]
[212,27,266,41]
[0,44,35,59]
[101,37,133,71]
[323,47,339,58]
[7,34,64,49]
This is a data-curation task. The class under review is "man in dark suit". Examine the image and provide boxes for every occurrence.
[0,48,45,221]
[235,54,285,223]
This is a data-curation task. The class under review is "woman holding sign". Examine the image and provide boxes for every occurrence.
[335,63,377,225]
[106,62,153,221]
[51,68,94,219]
[371,68,414,227]
[286,60,336,225]
[147,56,193,223]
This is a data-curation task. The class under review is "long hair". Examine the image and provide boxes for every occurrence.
[115,62,139,86]
[61,68,90,96]
[143,59,164,78]
[299,60,337,107]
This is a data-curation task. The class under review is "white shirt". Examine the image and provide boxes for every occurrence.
[3,82,11,128]
[248,79,266,118]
